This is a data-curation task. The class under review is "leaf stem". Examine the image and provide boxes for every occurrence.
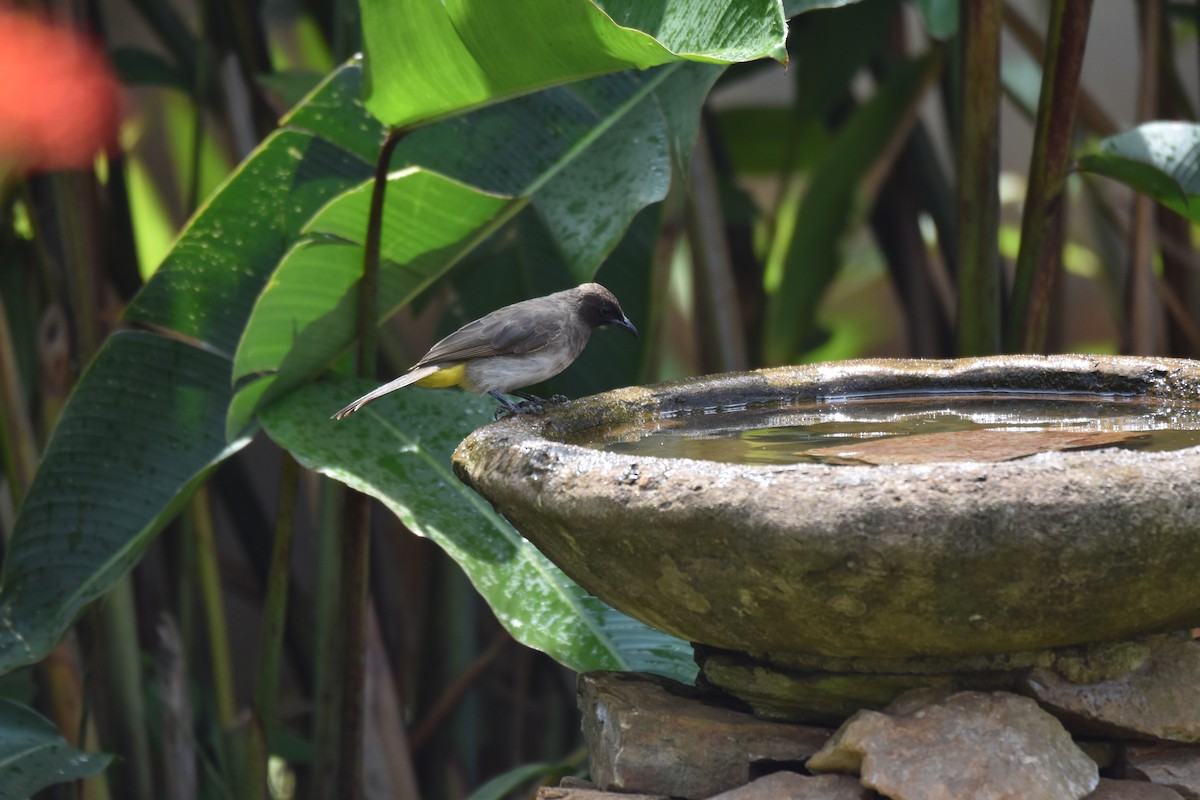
[356,127,408,376]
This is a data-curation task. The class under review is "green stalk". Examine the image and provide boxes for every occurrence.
[311,477,344,795]
[1006,0,1094,353]
[94,579,155,799]
[191,486,237,731]
[954,0,1003,356]
[244,453,300,800]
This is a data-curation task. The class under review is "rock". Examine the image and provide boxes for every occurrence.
[807,690,1098,799]
[706,771,871,799]
[1121,744,1200,798]
[1084,777,1184,798]
[1024,635,1200,742]
[536,787,667,800]
[578,671,830,799]
[1078,740,1119,769]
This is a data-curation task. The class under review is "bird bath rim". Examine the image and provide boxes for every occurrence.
[452,355,1200,664]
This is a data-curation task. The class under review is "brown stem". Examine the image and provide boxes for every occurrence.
[1006,0,1094,353]
[1001,1,1117,137]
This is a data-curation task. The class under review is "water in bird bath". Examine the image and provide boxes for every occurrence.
[588,391,1200,466]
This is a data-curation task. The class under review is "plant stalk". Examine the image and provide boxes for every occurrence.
[0,289,37,510]
[331,125,408,800]
[191,486,237,731]
[245,452,300,800]
[1125,0,1162,355]
[954,0,1003,356]
[1006,0,1094,353]
[686,126,749,374]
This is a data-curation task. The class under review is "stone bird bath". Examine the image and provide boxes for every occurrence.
[452,355,1200,719]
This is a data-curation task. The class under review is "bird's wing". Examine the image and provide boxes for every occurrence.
[415,300,563,366]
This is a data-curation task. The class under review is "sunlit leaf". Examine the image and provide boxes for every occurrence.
[262,380,697,682]
[124,129,373,355]
[0,700,110,797]
[282,59,385,164]
[1078,121,1200,221]
[360,0,786,127]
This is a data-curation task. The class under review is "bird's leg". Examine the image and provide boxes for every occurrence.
[511,391,543,403]
[489,391,522,420]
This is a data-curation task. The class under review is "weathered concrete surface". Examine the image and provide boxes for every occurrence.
[455,356,1200,661]
[807,690,1098,800]
[577,671,829,799]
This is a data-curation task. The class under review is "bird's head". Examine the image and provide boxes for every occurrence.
[576,283,638,338]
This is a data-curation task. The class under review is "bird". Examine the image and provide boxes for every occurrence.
[332,283,638,420]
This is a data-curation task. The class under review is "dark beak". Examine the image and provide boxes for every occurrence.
[614,315,638,338]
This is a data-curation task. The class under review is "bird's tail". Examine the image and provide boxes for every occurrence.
[331,365,441,420]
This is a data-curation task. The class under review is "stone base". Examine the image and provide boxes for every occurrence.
[578,670,1200,799]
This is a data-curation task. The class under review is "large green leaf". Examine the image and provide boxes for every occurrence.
[534,64,723,278]
[0,67,376,674]
[1078,121,1200,222]
[360,0,786,127]
[261,381,697,682]
[396,64,723,278]
[282,57,385,164]
[124,130,373,355]
[0,333,244,673]
[0,700,110,799]
[763,53,940,365]
[229,169,518,435]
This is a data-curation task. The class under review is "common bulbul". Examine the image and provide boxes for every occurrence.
[332,283,637,419]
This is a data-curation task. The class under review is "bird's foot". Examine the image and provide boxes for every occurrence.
[492,392,570,420]
[493,399,548,420]
[512,391,569,406]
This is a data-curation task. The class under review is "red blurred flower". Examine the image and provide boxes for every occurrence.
[0,9,121,173]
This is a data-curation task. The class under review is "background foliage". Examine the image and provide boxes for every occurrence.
[1,0,1198,798]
